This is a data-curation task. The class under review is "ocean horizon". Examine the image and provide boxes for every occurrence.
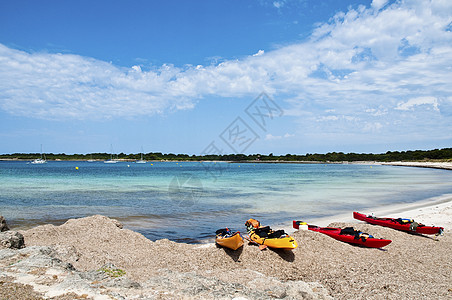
[1,160,451,243]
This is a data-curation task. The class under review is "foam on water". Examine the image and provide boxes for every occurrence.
[1,160,451,242]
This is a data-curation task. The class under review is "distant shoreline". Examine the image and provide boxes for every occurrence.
[1,158,451,170]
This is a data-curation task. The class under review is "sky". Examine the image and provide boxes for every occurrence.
[0,0,451,155]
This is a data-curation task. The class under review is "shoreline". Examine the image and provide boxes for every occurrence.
[232,160,452,170]
[2,159,452,171]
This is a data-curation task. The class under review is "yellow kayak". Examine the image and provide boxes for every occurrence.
[215,228,244,250]
[245,219,298,250]
[249,231,298,250]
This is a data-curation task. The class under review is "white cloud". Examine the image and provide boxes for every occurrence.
[265,134,282,140]
[395,96,439,111]
[273,1,284,9]
[253,50,265,57]
[365,108,388,116]
[265,133,294,140]
[318,115,339,122]
[371,0,388,11]
[0,0,451,135]
[131,65,141,72]
[363,122,383,132]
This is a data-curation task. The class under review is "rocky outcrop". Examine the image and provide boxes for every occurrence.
[0,216,9,232]
[0,231,25,249]
[0,246,332,299]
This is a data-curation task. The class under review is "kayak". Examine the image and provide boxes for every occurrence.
[215,228,244,250]
[293,221,391,248]
[245,219,297,250]
[248,231,298,250]
[353,212,444,235]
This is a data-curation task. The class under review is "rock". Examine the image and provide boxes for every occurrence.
[0,231,24,249]
[0,216,9,232]
[12,246,75,271]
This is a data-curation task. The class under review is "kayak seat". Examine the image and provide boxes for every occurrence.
[340,227,357,236]
[254,227,287,239]
[216,228,231,237]
[267,229,287,239]
[340,227,374,240]
[254,226,271,237]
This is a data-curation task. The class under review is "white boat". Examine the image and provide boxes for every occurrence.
[136,148,147,164]
[87,154,96,162]
[31,145,47,164]
[104,145,118,164]
[31,158,46,164]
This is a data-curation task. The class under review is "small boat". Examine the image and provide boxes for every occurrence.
[104,144,118,164]
[353,212,444,235]
[104,159,117,164]
[245,219,297,250]
[293,221,391,248]
[136,148,146,164]
[31,144,47,164]
[31,158,46,164]
[215,228,244,250]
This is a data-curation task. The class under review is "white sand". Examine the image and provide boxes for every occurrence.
[379,161,452,170]
[305,195,452,230]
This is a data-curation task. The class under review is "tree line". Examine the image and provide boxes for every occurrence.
[1,148,451,162]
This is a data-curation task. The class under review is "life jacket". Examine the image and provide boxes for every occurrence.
[396,218,414,224]
[340,227,374,241]
[245,219,260,232]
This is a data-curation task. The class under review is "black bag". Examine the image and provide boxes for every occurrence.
[254,226,271,237]
[216,228,230,236]
[268,229,286,239]
[340,227,356,235]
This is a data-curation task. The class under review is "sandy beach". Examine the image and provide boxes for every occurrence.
[0,197,450,299]
[378,161,452,170]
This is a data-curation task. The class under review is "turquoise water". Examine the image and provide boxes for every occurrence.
[1,161,451,242]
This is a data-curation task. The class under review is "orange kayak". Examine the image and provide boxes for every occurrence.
[215,228,244,250]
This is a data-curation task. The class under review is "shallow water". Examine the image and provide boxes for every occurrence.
[1,160,451,242]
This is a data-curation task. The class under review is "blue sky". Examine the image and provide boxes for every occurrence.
[0,0,451,155]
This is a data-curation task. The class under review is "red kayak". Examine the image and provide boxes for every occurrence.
[293,221,392,248]
[353,212,444,235]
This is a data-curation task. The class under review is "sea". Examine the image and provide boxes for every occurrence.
[1,160,451,243]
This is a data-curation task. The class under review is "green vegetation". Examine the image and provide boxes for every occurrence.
[1,148,451,162]
[97,266,126,278]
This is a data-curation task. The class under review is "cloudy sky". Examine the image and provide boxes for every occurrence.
[0,0,451,155]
